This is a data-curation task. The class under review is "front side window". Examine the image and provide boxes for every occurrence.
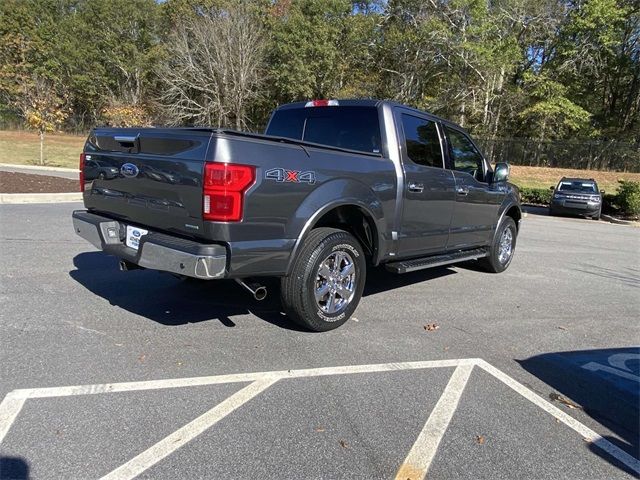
[400,114,443,168]
[445,127,485,182]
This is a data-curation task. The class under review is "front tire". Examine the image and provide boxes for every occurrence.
[479,217,517,273]
[280,228,366,332]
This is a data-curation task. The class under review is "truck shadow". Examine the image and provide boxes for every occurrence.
[518,347,640,475]
[364,265,456,296]
[0,456,29,480]
[69,252,304,331]
[70,253,458,330]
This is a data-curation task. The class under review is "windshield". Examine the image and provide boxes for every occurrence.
[266,106,382,154]
[558,181,598,193]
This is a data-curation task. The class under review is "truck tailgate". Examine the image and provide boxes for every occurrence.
[82,128,213,238]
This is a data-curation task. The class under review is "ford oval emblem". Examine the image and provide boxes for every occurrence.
[121,163,139,178]
[133,230,141,238]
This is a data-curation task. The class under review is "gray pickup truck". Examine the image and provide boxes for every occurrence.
[73,99,521,331]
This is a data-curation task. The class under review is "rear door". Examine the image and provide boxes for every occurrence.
[396,110,456,257]
[443,125,503,249]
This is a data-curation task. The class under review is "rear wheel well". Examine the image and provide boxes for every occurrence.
[313,205,378,262]
[506,205,522,230]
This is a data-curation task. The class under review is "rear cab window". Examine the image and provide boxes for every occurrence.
[265,106,382,155]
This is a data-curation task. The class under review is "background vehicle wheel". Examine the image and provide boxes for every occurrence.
[280,227,366,332]
[479,216,517,273]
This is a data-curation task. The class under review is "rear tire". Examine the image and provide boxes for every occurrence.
[478,217,517,273]
[280,228,366,332]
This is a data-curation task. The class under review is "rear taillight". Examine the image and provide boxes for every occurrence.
[79,153,85,192]
[203,162,255,222]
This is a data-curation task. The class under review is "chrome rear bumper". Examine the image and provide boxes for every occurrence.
[72,210,227,279]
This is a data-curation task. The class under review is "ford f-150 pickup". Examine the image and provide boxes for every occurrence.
[72,99,522,331]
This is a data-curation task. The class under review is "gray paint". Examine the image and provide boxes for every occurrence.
[77,100,520,278]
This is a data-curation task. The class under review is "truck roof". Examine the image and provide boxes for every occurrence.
[275,99,465,131]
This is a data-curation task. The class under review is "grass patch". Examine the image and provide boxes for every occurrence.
[510,165,640,193]
[0,130,85,168]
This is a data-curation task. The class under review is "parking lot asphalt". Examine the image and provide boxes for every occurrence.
[0,202,638,479]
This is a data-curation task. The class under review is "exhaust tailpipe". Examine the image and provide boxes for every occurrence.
[119,260,141,272]
[235,279,267,301]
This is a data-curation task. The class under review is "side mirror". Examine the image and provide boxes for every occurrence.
[549,186,555,191]
[493,162,510,183]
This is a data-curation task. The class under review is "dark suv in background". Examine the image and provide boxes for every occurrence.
[549,177,604,220]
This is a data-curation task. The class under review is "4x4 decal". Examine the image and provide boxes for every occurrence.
[265,168,316,184]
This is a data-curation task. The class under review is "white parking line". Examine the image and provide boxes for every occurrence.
[0,392,25,444]
[100,378,278,480]
[475,359,640,475]
[0,358,638,478]
[395,364,473,480]
[5,358,469,401]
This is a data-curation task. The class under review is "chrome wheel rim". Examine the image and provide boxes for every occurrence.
[498,228,513,264]
[315,251,356,314]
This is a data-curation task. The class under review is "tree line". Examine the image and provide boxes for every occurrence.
[1,0,638,146]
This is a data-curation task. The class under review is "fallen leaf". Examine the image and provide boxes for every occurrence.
[549,393,582,410]
[339,439,349,449]
[424,323,439,332]
[475,435,485,445]
[138,354,146,363]
[315,427,325,433]
[557,326,568,331]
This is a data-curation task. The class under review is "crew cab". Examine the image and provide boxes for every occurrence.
[72,99,522,331]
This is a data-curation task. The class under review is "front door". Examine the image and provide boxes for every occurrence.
[443,126,503,249]
[397,112,456,257]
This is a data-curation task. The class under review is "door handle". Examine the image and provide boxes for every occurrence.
[456,186,469,196]
[408,182,424,193]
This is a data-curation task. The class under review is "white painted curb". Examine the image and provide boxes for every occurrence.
[0,163,79,173]
[0,192,82,204]
[601,213,636,225]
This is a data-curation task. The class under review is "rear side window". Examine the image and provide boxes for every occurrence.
[400,114,443,168]
[266,106,381,154]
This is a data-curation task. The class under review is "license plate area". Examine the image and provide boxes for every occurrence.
[126,225,149,250]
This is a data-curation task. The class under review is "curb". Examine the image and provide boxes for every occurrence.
[0,192,82,204]
[0,163,79,173]
[601,214,636,225]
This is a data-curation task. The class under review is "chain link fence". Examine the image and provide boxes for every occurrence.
[477,138,640,173]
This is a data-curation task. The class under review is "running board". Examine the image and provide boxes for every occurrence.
[385,248,489,274]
